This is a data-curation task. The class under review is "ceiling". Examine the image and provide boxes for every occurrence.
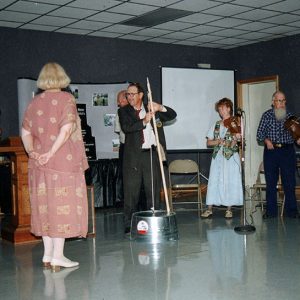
[1,0,300,49]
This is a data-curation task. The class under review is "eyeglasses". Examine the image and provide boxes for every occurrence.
[125,92,139,97]
[274,99,286,103]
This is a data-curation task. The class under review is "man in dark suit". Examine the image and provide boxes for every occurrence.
[119,82,177,233]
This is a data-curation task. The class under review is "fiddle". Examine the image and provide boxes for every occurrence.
[223,116,241,134]
[284,116,300,140]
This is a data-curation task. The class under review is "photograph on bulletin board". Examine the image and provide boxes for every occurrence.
[104,113,115,127]
[70,85,79,100]
[93,93,108,106]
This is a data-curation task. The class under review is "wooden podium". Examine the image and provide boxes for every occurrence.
[0,137,40,244]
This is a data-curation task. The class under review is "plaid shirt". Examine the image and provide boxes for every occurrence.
[256,108,294,144]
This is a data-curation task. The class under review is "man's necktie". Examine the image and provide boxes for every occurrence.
[135,109,144,144]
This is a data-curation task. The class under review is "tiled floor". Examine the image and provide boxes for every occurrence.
[1,206,300,300]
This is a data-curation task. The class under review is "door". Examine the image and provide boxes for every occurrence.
[237,76,279,193]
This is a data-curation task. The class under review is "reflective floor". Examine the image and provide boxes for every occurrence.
[1,206,300,300]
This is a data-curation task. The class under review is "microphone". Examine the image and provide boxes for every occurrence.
[235,108,245,116]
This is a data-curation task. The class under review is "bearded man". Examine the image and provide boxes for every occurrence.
[257,91,300,218]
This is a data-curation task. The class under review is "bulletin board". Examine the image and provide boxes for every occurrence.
[17,78,128,159]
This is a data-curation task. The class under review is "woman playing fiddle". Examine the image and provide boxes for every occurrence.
[201,98,243,219]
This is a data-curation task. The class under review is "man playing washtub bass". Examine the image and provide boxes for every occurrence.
[118,82,176,234]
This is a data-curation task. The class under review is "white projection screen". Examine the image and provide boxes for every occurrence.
[161,67,235,150]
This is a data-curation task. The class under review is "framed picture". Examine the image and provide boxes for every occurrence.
[104,113,115,127]
[93,93,108,106]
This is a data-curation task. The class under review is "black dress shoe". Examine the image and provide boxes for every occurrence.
[286,213,300,218]
[124,227,131,234]
[263,213,276,219]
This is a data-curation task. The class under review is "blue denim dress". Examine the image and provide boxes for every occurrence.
[205,122,243,206]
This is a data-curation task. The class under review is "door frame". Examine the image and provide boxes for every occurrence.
[237,75,279,108]
[236,75,279,195]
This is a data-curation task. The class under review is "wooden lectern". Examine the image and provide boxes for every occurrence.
[0,136,40,244]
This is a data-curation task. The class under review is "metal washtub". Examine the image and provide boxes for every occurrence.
[130,210,178,243]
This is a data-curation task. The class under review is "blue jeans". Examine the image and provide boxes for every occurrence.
[263,144,297,216]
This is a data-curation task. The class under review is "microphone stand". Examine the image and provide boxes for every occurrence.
[234,110,256,234]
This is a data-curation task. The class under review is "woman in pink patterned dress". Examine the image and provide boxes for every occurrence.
[21,62,88,271]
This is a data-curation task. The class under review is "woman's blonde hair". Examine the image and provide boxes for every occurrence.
[37,62,71,90]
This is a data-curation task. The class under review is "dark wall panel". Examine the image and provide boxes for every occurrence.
[0,27,228,138]
[1,27,299,142]
[230,34,300,115]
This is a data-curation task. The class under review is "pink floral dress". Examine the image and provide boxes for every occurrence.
[22,91,88,238]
